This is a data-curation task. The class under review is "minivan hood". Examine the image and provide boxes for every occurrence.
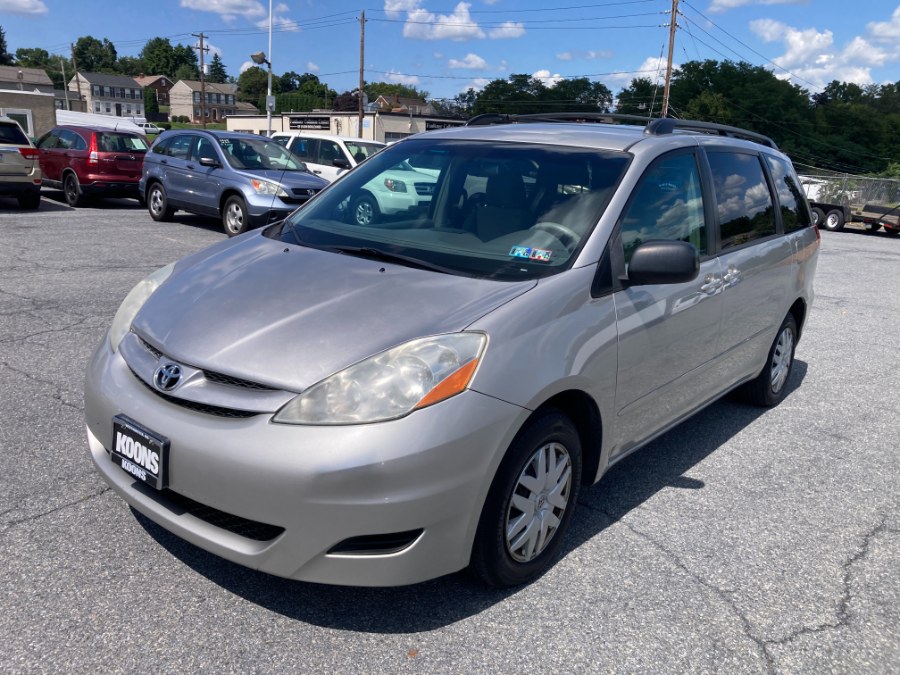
[133,233,534,391]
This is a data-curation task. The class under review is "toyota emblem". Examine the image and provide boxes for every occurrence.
[154,363,182,391]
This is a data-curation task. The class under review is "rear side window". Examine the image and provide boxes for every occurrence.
[317,140,343,164]
[707,151,776,249]
[764,154,810,233]
[288,137,315,161]
[97,133,149,153]
[619,152,707,263]
[0,121,28,144]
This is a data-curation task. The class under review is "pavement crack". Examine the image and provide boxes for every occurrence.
[763,514,895,649]
[0,486,111,535]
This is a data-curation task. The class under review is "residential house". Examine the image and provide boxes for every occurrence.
[133,74,174,107]
[0,66,59,136]
[69,72,144,117]
[373,95,436,115]
[169,80,243,123]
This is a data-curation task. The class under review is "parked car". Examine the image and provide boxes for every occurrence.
[36,125,149,206]
[140,130,329,236]
[0,116,42,209]
[137,122,164,135]
[85,114,819,588]
[271,132,385,182]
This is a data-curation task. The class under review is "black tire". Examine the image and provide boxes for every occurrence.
[810,207,825,227]
[17,192,41,210]
[350,194,380,226]
[822,209,845,232]
[63,173,85,207]
[743,313,798,407]
[471,409,582,588]
[864,223,881,234]
[222,195,250,237]
[884,227,899,237]
[147,183,174,222]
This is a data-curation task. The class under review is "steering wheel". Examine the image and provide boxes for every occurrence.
[532,221,579,248]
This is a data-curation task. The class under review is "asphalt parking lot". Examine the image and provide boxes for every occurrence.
[1,194,897,673]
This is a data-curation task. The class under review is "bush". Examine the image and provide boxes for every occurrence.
[159,122,171,130]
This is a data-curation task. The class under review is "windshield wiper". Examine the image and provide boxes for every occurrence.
[329,245,451,274]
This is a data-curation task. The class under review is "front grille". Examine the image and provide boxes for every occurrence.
[131,367,260,419]
[138,336,276,392]
[291,187,318,196]
[414,182,434,196]
[162,489,285,541]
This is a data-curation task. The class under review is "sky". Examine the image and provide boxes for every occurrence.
[2,0,900,102]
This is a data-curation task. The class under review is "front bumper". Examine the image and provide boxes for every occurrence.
[84,339,526,586]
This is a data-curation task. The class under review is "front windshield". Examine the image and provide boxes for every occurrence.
[220,136,306,171]
[275,138,629,280]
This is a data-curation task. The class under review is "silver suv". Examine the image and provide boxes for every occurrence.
[85,114,819,587]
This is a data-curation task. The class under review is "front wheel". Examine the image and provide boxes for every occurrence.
[350,194,380,226]
[822,209,845,232]
[471,409,582,588]
[743,313,797,407]
[223,195,250,237]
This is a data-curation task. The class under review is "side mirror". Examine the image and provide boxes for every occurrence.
[199,156,220,168]
[333,157,351,169]
[627,240,699,285]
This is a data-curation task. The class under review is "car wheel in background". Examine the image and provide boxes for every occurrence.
[351,194,380,226]
[147,183,174,222]
[743,313,797,407]
[810,207,825,227]
[471,409,582,588]
[17,192,41,210]
[64,173,86,207]
[223,196,250,237]
[822,209,845,231]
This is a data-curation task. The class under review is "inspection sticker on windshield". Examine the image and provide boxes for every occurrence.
[509,246,552,262]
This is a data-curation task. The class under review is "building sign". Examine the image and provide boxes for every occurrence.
[425,120,463,131]
[289,116,330,130]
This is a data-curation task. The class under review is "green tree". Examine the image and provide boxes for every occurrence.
[174,63,198,82]
[116,56,144,76]
[207,53,227,83]
[172,43,198,77]
[364,81,430,102]
[615,77,661,115]
[144,88,159,116]
[237,66,269,103]
[140,37,175,77]
[73,35,118,72]
[14,47,50,68]
[0,26,13,66]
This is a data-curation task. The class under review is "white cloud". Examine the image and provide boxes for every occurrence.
[307,62,320,72]
[448,53,488,69]
[707,0,806,14]
[489,22,525,39]
[750,18,893,89]
[256,14,299,31]
[403,2,485,41]
[0,0,47,14]
[532,69,563,87]
[384,0,421,19]
[205,41,224,58]
[463,77,491,91]
[180,0,266,20]
[604,56,669,88]
[868,7,900,41]
[238,60,255,74]
[557,52,573,61]
[433,52,444,59]
[386,69,421,85]
[556,50,612,61]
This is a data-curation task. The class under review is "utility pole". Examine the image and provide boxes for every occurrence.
[69,44,85,112]
[358,10,365,138]
[661,0,679,118]
[59,57,71,110]
[192,32,210,128]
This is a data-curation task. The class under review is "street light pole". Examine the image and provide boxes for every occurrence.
[250,49,273,136]
[266,0,273,136]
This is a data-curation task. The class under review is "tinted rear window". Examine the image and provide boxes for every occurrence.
[0,122,28,145]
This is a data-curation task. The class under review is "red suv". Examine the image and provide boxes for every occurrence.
[36,125,149,206]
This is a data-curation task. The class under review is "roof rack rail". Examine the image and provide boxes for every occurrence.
[644,118,778,149]
[464,111,778,149]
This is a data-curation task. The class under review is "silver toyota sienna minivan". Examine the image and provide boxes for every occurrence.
[84,115,819,588]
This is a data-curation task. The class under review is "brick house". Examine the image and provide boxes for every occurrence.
[133,74,174,107]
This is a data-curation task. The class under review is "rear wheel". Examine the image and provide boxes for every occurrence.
[63,173,86,207]
[743,313,797,407]
[471,409,581,588]
[822,209,845,232]
[223,195,250,237]
[17,191,41,209]
[810,207,825,227]
[147,183,174,222]
[864,222,881,234]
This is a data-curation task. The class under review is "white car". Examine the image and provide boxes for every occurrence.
[138,122,164,135]
[271,132,384,182]
[347,159,437,226]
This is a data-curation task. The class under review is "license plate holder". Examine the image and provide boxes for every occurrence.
[111,415,169,490]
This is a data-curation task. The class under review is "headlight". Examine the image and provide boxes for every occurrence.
[384,178,407,192]
[250,179,288,197]
[108,262,175,352]
[273,333,487,425]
